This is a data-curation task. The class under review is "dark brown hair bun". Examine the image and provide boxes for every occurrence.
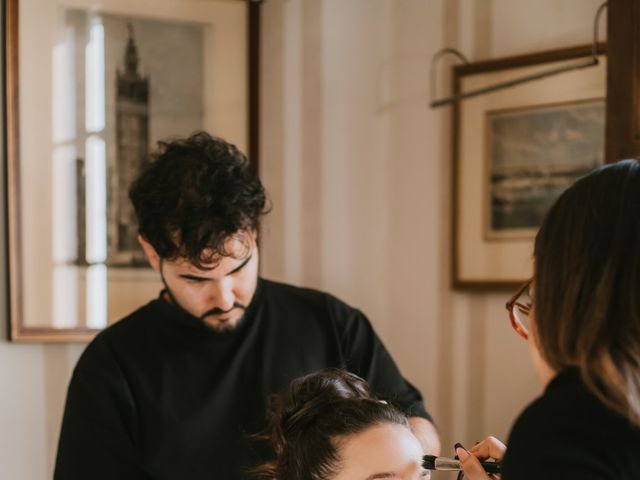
[253,369,408,480]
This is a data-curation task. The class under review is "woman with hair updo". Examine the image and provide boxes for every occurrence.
[458,159,640,480]
[253,369,430,480]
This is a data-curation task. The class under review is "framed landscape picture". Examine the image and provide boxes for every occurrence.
[452,45,606,289]
[5,0,260,340]
[485,98,604,241]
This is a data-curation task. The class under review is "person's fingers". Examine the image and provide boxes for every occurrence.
[457,447,490,480]
[468,436,506,461]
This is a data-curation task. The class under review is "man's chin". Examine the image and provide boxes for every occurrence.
[202,315,243,332]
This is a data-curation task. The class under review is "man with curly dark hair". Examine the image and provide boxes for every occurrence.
[129,132,268,333]
[54,132,439,480]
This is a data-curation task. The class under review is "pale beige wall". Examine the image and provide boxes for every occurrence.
[260,0,605,463]
[0,6,86,480]
[0,1,605,478]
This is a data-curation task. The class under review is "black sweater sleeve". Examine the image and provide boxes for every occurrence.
[502,408,610,480]
[335,303,431,421]
[54,336,150,480]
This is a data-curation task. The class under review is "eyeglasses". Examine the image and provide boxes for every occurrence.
[505,278,532,340]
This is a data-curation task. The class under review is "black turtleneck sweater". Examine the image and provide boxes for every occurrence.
[54,278,429,479]
[502,368,640,480]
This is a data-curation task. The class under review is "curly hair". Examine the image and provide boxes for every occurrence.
[129,132,268,268]
[253,369,409,480]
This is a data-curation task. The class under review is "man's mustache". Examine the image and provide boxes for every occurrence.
[200,303,247,320]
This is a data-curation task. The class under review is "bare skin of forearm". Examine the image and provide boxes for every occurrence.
[409,416,441,456]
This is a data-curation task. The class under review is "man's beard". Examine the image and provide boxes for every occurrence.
[199,303,248,332]
[160,271,247,332]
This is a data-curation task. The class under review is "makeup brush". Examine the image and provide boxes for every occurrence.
[422,455,502,474]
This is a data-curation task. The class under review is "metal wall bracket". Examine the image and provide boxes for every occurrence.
[429,2,607,108]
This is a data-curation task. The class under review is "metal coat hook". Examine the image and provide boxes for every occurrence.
[429,1,607,108]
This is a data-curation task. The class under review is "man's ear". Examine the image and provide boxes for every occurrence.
[138,235,161,272]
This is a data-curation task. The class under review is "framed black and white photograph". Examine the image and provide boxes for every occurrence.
[5,0,260,340]
[60,10,209,267]
[452,45,606,289]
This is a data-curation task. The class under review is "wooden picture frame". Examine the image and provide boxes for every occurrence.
[452,44,606,290]
[4,0,261,341]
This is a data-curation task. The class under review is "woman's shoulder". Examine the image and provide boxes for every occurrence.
[510,369,597,429]
[509,368,637,438]
[503,369,640,480]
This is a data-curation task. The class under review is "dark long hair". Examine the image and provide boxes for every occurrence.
[534,159,640,425]
[129,132,269,268]
[253,369,409,480]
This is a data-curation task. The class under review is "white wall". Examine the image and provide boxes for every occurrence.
[260,0,605,464]
[0,1,605,478]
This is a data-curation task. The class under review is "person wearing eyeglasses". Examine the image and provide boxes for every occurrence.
[457,159,640,480]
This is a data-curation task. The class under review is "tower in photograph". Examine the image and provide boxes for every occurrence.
[75,156,88,266]
[110,23,150,266]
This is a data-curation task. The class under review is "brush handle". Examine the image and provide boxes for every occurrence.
[423,455,502,474]
[478,460,501,474]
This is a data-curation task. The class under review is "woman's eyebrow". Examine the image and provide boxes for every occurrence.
[365,473,397,480]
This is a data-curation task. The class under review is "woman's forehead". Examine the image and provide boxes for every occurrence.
[335,424,423,480]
